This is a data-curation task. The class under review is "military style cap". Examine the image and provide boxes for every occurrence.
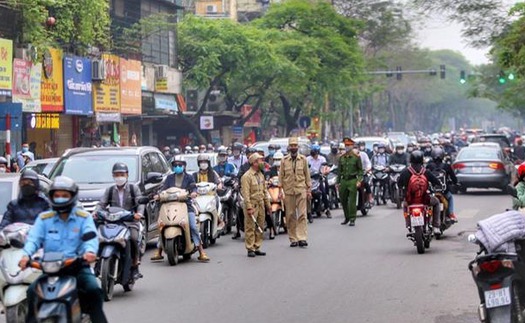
[249,153,262,164]
[343,137,355,145]
[288,137,299,145]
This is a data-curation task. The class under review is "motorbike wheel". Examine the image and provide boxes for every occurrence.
[414,227,425,254]
[374,185,380,205]
[5,300,28,323]
[511,282,525,323]
[139,218,147,256]
[395,190,402,209]
[272,211,280,235]
[201,221,210,249]
[100,257,115,301]
[166,238,179,266]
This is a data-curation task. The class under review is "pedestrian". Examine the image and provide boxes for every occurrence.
[241,153,271,257]
[279,137,311,247]
[338,137,363,226]
[16,143,34,169]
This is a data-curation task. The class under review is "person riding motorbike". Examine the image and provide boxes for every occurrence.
[228,143,248,170]
[151,156,210,262]
[357,147,374,206]
[172,147,181,156]
[206,143,214,153]
[0,169,50,230]
[214,148,236,177]
[326,143,340,165]
[388,144,409,166]
[162,146,172,160]
[358,141,373,159]
[307,144,330,216]
[513,162,525,209]
[192,145,200,154]
[0,156,9,173]
[406,142,415,154]
[426,147,458,222]
[95,163,144,279]
[266,144,279,164]
[421,142,433,158]
[20,176,108,323]
[267,151,284,178]
[193,154,225,230]
[397,151,441,235]
[372,143,389,167]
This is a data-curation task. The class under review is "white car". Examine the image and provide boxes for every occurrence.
[179,153,218,174]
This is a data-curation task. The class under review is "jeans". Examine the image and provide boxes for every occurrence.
[188,211,202,247]
[445,191,454,215]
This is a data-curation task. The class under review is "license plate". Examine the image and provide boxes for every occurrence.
[484,287,511,309]
[472,167,482,173]
[410,215,424,227]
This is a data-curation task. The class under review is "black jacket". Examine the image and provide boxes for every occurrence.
[426,160,457,192]
[0,193,51,230]
[397,164,440,192]
[389,153,409,166]
[237,162,252,185]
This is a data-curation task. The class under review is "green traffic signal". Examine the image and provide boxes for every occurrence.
[508,73,515,81]
[499,71,507,84]
[460,70,466,84]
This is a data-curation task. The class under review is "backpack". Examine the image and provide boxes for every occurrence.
[406,166,429,204]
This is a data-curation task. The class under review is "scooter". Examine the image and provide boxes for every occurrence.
[28,231,97,323]
[405,203,433,254]
[219,176,237,235]
[388,164,406,209]
[372,165,389,205]
[157,187,197,266]
[307,171,323,223]
[0,223,40,322]
[95,206,136,301]
[324,165,339,210]
[268,176,286,234]
[195,182,223,248]
[431,169,454,239]
[357,171,373,216]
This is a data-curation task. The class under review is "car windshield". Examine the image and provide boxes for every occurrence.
[0,182,13,215]
[180,154,217,174]
[479,136,510,148]
[457,148,500,160]
[50,155,139,184]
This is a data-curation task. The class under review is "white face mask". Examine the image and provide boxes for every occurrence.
[0,167,6,173]
[114,176,127,186]
[199,163,209,170]
[218,156,227,163]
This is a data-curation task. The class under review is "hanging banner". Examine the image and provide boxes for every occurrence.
[241,105,261,128]
[12,60,42,112]
[41,48,64,112]
[93,54,120,113]
[0,38,13,96]
[120,59,142,115]
[63,55,93,115]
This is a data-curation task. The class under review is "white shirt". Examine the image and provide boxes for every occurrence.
[360,152,371,172]
[307,155,326,173]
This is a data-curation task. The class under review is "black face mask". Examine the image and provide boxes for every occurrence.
[290,148,298,155]
[20,185,37,198]
[331,148,338,154]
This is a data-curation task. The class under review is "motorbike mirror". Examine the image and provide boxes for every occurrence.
[467,234,477,244]
[81,231,97,241]
[138,196,150,205]
[145,172,163,184]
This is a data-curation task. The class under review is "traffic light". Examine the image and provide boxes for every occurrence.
[440,65,446,79]
[509,73,515,81]
[396,66,402,80]
[460,70,466,84]
[498,71,506,84]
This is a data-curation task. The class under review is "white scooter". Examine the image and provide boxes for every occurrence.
[195,182,223,248]
[0,223,40,322]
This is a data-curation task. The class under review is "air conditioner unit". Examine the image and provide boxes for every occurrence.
[206,5,218,13]
[155,65,169,80]
[92,59,106,81]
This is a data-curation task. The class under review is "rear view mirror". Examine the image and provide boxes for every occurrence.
[145,172,163,184]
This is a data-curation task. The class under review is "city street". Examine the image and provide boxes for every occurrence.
[101,190,508,323]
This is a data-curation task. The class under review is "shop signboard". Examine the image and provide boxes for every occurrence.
[63,55,93,115]
[200,116,214,130]
[0,38,13,96]
[154,93,178,112]
[12,60,42,112]
[241,105,261,128]
[120,59,142,115]
[41,48,64,112]
[93,54,120,113]
[27,113,60,129]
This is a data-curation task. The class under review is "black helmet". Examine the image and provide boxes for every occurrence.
[431,147,445,161]
[48,176,79,214]
[410,150,424,165]
[20,169,40,188]
[0,157,7,165]
[112,162,128,173]
[232,143,243,151]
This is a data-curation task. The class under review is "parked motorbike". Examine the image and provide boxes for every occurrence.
[157,187,197,266]
[268,176,286,234]
[307,171,323,223]
[95,206,137,301]
[405,204,433,254]
[372,165,389,205]
[388,164,406,209]
[431,169,454,239]
[27,231,97,323]
[195,182,223,248]
[0,223,40,322]
[324,165,339,209]
[357,171,373,216]
[219,176,237,235]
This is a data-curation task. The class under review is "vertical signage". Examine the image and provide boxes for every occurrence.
[120,59,142,115]
[0,38,13,96]
[93,54,120,113]
[41,48,64,112]
[63,55,93,115]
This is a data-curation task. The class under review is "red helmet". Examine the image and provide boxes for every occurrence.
[518,162,525,178]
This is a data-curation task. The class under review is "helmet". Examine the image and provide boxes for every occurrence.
[233,143,243,151]
[197,154,210,163]
[193,146,199,151]
[407,142,415,148]
[431,147,444,161]
[338,143,345,149]
[330,142,338,149]
[172,148,180,155]
[311,144,320,153]
[184,145,192,152]
[518,162,525,178]
[48,176,79,214]
[246,147,256,155]
[112,162,128,174]
[0,157,7,165]
[207,144,213,149]
[377,143,386,149]
[410,150,424,165]
[20,169,40,188]
[357,141,366,146]
[256,147,265,156]
[273,151,284,160]
[171,155,186,166]
[218,148,228,155]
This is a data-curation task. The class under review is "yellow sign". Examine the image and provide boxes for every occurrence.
[0,38,13,95]
[155,78,168,92]
[41,48,64,112]
[93,54,120,113]
[29,113,60,129]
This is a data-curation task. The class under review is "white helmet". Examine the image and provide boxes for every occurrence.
[273,151,284,160]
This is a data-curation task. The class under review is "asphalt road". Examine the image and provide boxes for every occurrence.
[99,190,509,323]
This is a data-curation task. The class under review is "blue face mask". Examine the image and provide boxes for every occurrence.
[268,149,275,154]
[173,166,184,174]
[53,197,69,204]
[22,147,28,153]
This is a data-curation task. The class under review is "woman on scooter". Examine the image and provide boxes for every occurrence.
[513,163,525,210]
[151,156,210,262]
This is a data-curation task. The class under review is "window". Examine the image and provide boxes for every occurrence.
[148,152,168,173]
[140,0,176,67]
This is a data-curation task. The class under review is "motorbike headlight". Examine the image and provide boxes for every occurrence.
[42,260,63,274]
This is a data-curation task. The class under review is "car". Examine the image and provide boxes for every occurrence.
[0,173,51,218]
[48,147,171,243]
[268,137,311,154]
[251,141,271,156]
[472,134,512,149]
[320,144,331,156]
[468,142,501,149]
[178,153,218,174]
[354,136,394,153]
[387,132,409,146]
[452,146,514,192]
[21,157,59,177]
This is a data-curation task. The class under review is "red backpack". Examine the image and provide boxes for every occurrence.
[406,166,429,204]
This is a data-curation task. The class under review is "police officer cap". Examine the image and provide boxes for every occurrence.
[343,137,355,145]
[249,153,262,164]
[288,137,299,145]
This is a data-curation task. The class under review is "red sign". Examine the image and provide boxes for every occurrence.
[12,59,31,99]
[241,105,261,128]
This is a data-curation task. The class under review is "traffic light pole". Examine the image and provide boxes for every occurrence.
[365,65,446,79]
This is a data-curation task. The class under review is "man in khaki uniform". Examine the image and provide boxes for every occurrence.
[241,153,271,257]
[279,137,312,247]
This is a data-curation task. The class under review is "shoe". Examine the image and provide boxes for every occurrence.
[349,221,355,227]
[449,213,458,222]
[198,253,210,262]
[269,234,275,240]
[433,227,441,235]
[325,210,332,218]
[254,250,266,256]
[150,250,164,261]
[290,242,298,247]
[132,267,143,280]
[232,232,240,240]
[247,251,256,257]
[298,240,308,247]
[341,220,350,225]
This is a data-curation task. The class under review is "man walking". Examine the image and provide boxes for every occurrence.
[279,137,311,247]
[338,137,363,227]
[241,153,271,257]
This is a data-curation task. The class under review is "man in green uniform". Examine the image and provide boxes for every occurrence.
[338,137,363,226]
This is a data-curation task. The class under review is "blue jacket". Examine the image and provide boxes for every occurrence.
[162,173,197,213]
[213,162,236,177]
[0,193,51,230]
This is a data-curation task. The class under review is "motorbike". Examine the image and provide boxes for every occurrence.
[95,206,137,301]
[388,164,406,209]
[28,231,97,323]
[307,170,323,223]
[324,165,339,210]
[405,203,433,254]
[219,176,237,235]
[195,182,223,248]
[357,171,373,216]
[233,193,245,239]
[431,169,454,239]
[268,176,286,234]
[157,187,197,266]
[372,165,389,205]
[0,223,40,322]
